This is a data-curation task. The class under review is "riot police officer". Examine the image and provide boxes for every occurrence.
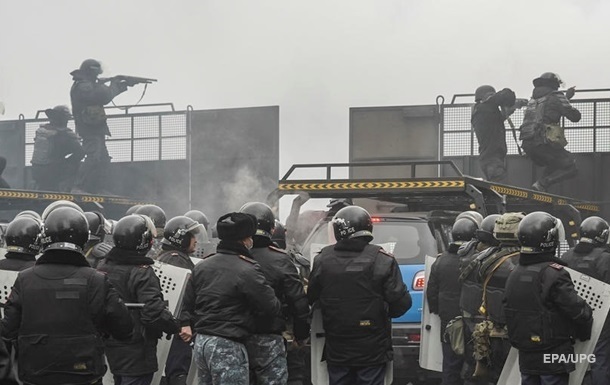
[184,210,214,257]
[97,214,180,385]
[135,204,167,258]
[157,215,204,385]
[308,206,411,385]
[70,59,131,194]
[183,212,282,385]
[459,213,501,273]
[240,202,310,385]
[504,211,593,385]
[84,211,112,268]
[429,217,479,385]
[519,72,582,192]
[561,216,610,385]
[1,207,134,385]
[0,215,40,271]
[31,105,85,192]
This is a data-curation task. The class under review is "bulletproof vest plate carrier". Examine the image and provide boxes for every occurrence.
[30,126,56,165]
[519,96,547,141]
[17,266,105,384]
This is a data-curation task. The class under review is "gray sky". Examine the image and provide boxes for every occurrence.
[2,0,610,177]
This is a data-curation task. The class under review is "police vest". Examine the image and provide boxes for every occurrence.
[17,265,105,384]
[459,246,497,316]
[504,262,572,352]
[316,244,388,339]
[30,126,57,165]
[519,96,548,142]
[479,247,519,324]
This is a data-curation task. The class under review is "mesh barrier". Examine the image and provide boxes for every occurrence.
[442,99,610,156]
[24,112,187,165]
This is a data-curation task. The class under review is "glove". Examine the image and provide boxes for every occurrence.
[566,87,576,100]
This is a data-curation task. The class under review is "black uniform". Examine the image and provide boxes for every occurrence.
[308,238,411,370]
[503,253,593,378]
[0,252,36,271]
[31,122,85,192]
[97,247,180,381]
[70,74,126,193]
[427,243,465,385]
[471,88,516,182]
[1,249,134,385]
[520,86,581,190]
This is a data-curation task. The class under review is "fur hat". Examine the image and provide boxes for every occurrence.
[216,212,257,241]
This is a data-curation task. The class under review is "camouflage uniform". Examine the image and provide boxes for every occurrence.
[243,334,288,385]
[194,334,249,385]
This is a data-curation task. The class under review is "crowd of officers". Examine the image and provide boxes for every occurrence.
[0,199,411,385]
[427,210,610,385]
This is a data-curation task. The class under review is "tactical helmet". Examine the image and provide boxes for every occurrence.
[476,214,501,245]
[475,85,496,102]
[113,214,156,253]
[579,216,610,245]
[44,105,72,123]
[332,206,373,241]
[15,210,42,221]
[41,207,89,253]
[518,211,564,254]
[79,59,103,75]
[126,205,142,216]
[5,216,42,255]
[135,205,166,236]
[493,212,525,243]
[162,216,204,251]
[533,72,563,88]
[84,211,111,241]
[451,218,478,243]
[239,202,276,238]
[184,210,210,230]
[271,220,287,249]
[456,211,484,228]
[42,200,83,222]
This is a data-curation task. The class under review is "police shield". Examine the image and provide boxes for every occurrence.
[419,254,443,371]
[498,267,610,385]
[0,269,19,316]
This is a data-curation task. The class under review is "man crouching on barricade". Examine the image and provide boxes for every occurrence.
[503,212,593,385]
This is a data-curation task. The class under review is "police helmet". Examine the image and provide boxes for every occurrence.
[332,206,373,241]
[518,211,565,254]
[475,85,496,102]
[42,200,84,222]
[5,216,42,255]
[533,72,563,88]
[135,205,166,236]
[113,214,156,253]
[84,211,111,241]
[456,211,484,228]
[41,207,89,253]
[15,210,42,221]
[239,202,276,238]
[78,59,103,76]
[271,220,287,249]
[125,205,142,216]
[579,216,610,245]
[162,216,204,252]
[184,210,210,230]
[452,218,478,243]
[476,214,501,245]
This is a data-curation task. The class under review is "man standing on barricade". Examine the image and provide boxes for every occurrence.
[561,216,610,385]
[157,215,204,385]
[1,206,134,385]
[97,214,181,385]
[184,212,282,385]
[504,211,593,385]
[308,206,411,385]
[239,202,310,385]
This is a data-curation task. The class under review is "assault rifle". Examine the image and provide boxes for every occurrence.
[99,75,157,86]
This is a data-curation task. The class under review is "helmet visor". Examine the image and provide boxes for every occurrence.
[139,214,158,238]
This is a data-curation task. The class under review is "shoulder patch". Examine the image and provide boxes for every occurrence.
[549,263,564,270]
[268,245,288,255]
[379,248,395,258]
[238,255,256,264]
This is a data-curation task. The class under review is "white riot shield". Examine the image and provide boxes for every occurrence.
[0,269,19,316]
[190,256,204,266]
[103,261,191,385]
[498,267,610,385]
[419,255,443,371]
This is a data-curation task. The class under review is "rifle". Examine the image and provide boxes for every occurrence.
[99,75,157,86]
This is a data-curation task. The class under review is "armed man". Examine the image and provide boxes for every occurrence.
[1,206,135,385]
[239,202,310,385]
[504,211,593,385]
[428,216,479,385]
[308,206,411,385]
[519,72,582,192]
[472,86,527,182]
[561,216,610,385]
[30,105,85,192]
[97,214,181,385]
